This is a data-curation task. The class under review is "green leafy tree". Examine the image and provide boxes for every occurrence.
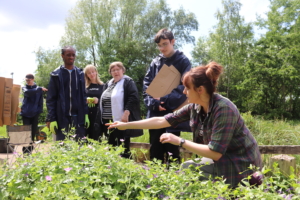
[34,47,61,88]
[60,0,198,83]
[35,0,198,115]
[191,36,211,66]
[192,0,254,109]
[241,0,300,119]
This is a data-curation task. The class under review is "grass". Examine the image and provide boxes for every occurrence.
[0,125,51,139]
[0,126,7,137]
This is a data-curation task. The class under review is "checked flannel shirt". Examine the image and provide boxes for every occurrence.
[164,93,262,187]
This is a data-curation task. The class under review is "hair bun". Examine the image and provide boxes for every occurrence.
[205,62,223,84]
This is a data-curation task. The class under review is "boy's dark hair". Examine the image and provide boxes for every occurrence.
[154,28,174,43]
[61,46,76,55]
[25,74,34,79]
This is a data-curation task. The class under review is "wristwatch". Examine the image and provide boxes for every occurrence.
[179,138,185,147]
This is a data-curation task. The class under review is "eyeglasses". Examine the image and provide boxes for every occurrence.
[156,43,169,49]
[111,68,121,73]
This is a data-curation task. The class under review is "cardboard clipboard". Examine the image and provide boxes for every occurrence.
[146,64,188,111]
[0,77,21,126]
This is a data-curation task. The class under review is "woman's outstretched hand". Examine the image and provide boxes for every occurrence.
[160,133,181,145]
[106,121,127,130]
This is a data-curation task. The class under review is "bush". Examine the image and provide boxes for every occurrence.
[1,138,300,199]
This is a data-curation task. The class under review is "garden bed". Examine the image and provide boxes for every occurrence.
[1,140,299,199]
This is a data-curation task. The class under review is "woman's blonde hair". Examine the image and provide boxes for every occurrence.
[83,64,103,88]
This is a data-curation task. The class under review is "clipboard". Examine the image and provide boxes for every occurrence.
[146,64,188,111]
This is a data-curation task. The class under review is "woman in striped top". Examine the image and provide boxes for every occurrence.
[100,61,143,158]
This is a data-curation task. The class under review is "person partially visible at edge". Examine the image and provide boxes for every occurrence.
[108,61,262,188]
[46,46,89,141]
[20,74,48,153]
[143,28,191,164]
[100,61,143,158]
[83,65,105,141]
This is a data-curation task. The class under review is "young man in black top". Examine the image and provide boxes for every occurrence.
[143,28,191,164]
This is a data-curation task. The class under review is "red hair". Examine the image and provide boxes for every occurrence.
[182,61,223,96]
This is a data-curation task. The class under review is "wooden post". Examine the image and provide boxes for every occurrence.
[269,154,296,177]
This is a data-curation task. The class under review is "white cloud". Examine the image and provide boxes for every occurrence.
[240,0,270,22]
[0,24,65,85]
[0,13,11,26]
[0,0,77,85]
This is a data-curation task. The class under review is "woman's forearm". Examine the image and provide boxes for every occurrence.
[160,133,223,161]
[182,140,222,161]
[118,117,170,130]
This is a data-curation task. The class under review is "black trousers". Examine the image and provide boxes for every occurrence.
[22,114,39,153]
[103,119,131,158]
[86,106,101,141]
[55,116,86,141]
[149,128,180,163]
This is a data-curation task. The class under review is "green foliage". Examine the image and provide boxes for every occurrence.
[242,112,300,146]
[0,126,6,137]
[192,0,254,110]
[1,138,300,199]
[238,0,300,119]
[34,47,62,88]
[34,0,198,116]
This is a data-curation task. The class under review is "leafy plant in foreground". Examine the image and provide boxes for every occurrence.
[0,139,299,199]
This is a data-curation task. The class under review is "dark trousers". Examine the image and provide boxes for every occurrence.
[149,128,180,163]
[86,106,101,141]
[22,114,39,153]
[103,119,131,158]
[55,116,86,141]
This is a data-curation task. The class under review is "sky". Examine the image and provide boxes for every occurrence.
[0,0,270,86]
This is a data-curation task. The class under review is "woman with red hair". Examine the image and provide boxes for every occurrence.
[107,61,262,187]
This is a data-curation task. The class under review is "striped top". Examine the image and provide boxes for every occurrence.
[102,83,117,119]
[164,93,262,187]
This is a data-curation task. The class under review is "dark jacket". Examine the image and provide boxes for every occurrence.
[143,50,191,132]
[46,65,88,129]
[20,84,43,118]
[101,76,143,138]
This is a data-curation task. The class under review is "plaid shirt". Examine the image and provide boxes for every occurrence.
[165,94,262,187]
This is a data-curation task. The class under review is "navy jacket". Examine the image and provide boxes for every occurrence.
[20,84,43,118]
[46,65,88,129]
[143,50,191,132]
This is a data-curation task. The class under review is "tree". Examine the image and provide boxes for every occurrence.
[35,0,198,115]
[241,0,300,119]
[34,47,61,88]
[192,0,254,109]
[191,36,210,66]
[60,0,198,83]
